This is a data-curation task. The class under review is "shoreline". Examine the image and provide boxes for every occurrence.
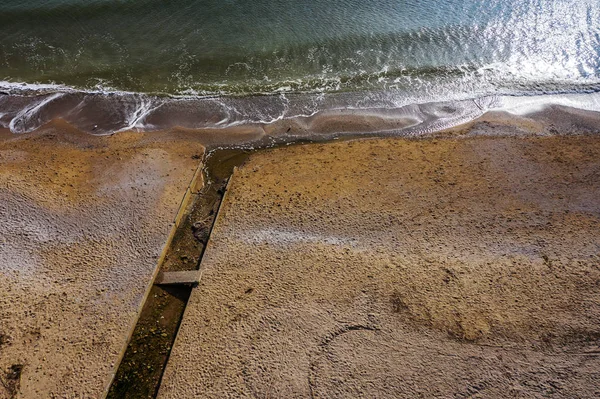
[1,89,600,141]
[3,96,600,154]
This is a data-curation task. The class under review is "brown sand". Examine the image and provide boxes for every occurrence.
[0,121,204,398]
[159,133,600,398]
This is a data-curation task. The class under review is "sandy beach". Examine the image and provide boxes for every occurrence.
[0,108,599,398]
[159,131,600,398]
[0,121,204,398]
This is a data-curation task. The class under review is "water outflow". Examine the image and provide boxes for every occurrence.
[1,0,599,97]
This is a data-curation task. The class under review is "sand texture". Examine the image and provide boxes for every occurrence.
[0,122,203,398]
[159,134,600,398]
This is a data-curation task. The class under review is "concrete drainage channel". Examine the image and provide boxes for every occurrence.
[106,148,251,398]
[106,136,359,398]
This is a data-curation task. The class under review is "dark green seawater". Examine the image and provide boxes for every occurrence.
[1,0,600,134]
[2,0,600,95]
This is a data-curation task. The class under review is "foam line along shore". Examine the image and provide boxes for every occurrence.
[1,0,599,142]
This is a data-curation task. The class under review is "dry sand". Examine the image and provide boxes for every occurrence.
[159,132,600,398]
[0,121,204,398]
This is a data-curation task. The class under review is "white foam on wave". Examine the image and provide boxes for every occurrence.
[117,97,164,133]
[0,80,75,94]
[8,92,64,133]
[0,79,143,97]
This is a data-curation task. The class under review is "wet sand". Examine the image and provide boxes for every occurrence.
[0,121,204,398]
[159,131,600,398]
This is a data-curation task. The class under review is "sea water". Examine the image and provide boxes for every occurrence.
[0,0,599,135]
